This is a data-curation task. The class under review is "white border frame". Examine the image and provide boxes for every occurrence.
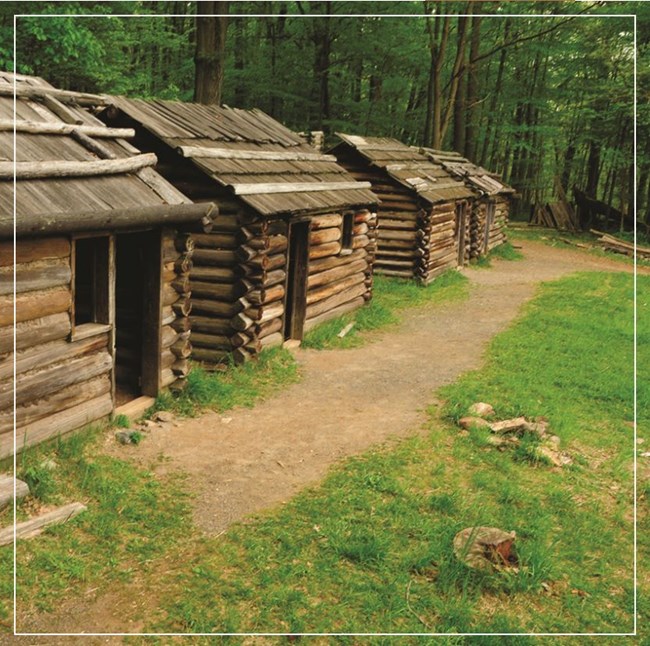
[11,5,639,639]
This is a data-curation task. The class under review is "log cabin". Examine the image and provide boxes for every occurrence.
[0,73,216,457]
[330,134,477,284]
[418,148,515,259]
[100,99,379,364]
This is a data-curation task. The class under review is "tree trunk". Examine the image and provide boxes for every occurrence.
[464,12,482,159]
[194,1,229,105]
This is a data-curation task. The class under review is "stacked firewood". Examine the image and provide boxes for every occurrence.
[230,216,288,364]
[416,203,459,284]
[162,229,193,389]
[591,230,650,260]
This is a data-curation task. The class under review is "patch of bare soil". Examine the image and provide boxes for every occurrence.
[15,240,641,639]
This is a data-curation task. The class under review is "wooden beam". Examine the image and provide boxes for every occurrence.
[0,83,107,106]
[42,94,84,125]
[231,181,372,196]
[0,119,135,138]
[0,502,87,546]
[0,153,157,180]
[3,202,216,237]
[178,145,337,162]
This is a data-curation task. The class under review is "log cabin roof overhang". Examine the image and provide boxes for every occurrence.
[333,133,476,205]
[0,72,213,238]
[107,98,379,218]
[417,147,516,197]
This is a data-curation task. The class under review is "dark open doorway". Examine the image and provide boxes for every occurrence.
[284,220,310,341]
[114,230,161,405]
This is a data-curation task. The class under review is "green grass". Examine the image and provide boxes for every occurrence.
[138,271,640,635]
[4,270,644,637]
[303,271,469,350]
[469,242,524,269]
[153,346,300,417]
[0,426,192,622]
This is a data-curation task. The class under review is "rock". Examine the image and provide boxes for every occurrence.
[115,431,134,445]
[459,416,491,430]
[546,435,561,449]
[468,402,495,418]
[489,417,528,435]
[39,458,57,471]
[142,419,158,430]
[153,411,174,423]
[221,416,233,425]
[524,421,549,438]
[453,526,518,571]
[640,452,650,458]
[535,446,572,467]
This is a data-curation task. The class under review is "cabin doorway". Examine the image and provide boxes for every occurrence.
[283,221,310,341]
[456,202,467,266]
[114,230,162,405]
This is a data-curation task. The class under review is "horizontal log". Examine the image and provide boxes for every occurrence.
[190,316,232,335]
[309,248,366,275]
[0,502,87,546]
[375,268,414,278]
[0,333,108,382]
[307,258,367,290]
[0,475,30,509]
[0,312,70,355]
[377,229,417,242]
[2,153,156,180]
[0,374,110,434]
[304,296,365,332]
[305,282,367,320]
[2,393,113,459]
[191,280,243,301]
[352,235,370,250]
[161,325,179,350]
[376,258,414,269]
[231,181,371,195]
[375,248,416,259]
[311,213,342,230]
[245,332,283,354]
[0,287,71,327]
[191,332,232,351]
[231,311,255,332]
[353,222,369,236]
[255,316,283,340]
[188,248,236,267]
[177,145,337,162]
[0,119,135,138]
[192,232,238,249]
[0,81,107,105]
[245,220,288,237]
[0,350,112,410]
[189,265,237,284]
[174,234,195,253]
[172,359,190,377]
[0,258,71,296]
[309,241,341,260]
[0,237,70,267]
[244,283,285,307]
[310,227,341,245]
[5,203,217,238]
[160,368,177,389]
[191,298,241,318]
[171,276,190,294]
[307,272,365,306]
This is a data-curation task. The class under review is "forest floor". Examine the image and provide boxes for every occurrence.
[11,238,645,641]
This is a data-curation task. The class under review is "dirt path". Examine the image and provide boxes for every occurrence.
[14,240,642,640]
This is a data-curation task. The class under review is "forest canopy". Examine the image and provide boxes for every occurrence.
[1,1,647,224]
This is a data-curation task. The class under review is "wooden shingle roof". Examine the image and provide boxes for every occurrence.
[418,147,515,197]
[334,134,476,204]
[0,72,213,237]
[110,98,378,217]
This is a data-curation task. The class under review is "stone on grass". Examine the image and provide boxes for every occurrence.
[453,526,518,571]
[115,431,134,445]
[535,446,572,467]
[489,417,529,435]
[459,416,491,431]
[468,402,495,418]
[153,411,174,423]
[487,435,520,448]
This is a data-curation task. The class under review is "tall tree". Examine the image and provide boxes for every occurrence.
[194,0,229,104]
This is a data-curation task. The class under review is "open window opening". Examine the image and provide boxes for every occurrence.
[73,236,110,328]
[341,211,354,253]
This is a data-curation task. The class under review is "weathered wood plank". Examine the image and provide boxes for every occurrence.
[0,502,87,546]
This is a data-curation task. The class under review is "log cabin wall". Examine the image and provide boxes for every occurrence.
[488,196,510,252]
[0,237,111,458]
